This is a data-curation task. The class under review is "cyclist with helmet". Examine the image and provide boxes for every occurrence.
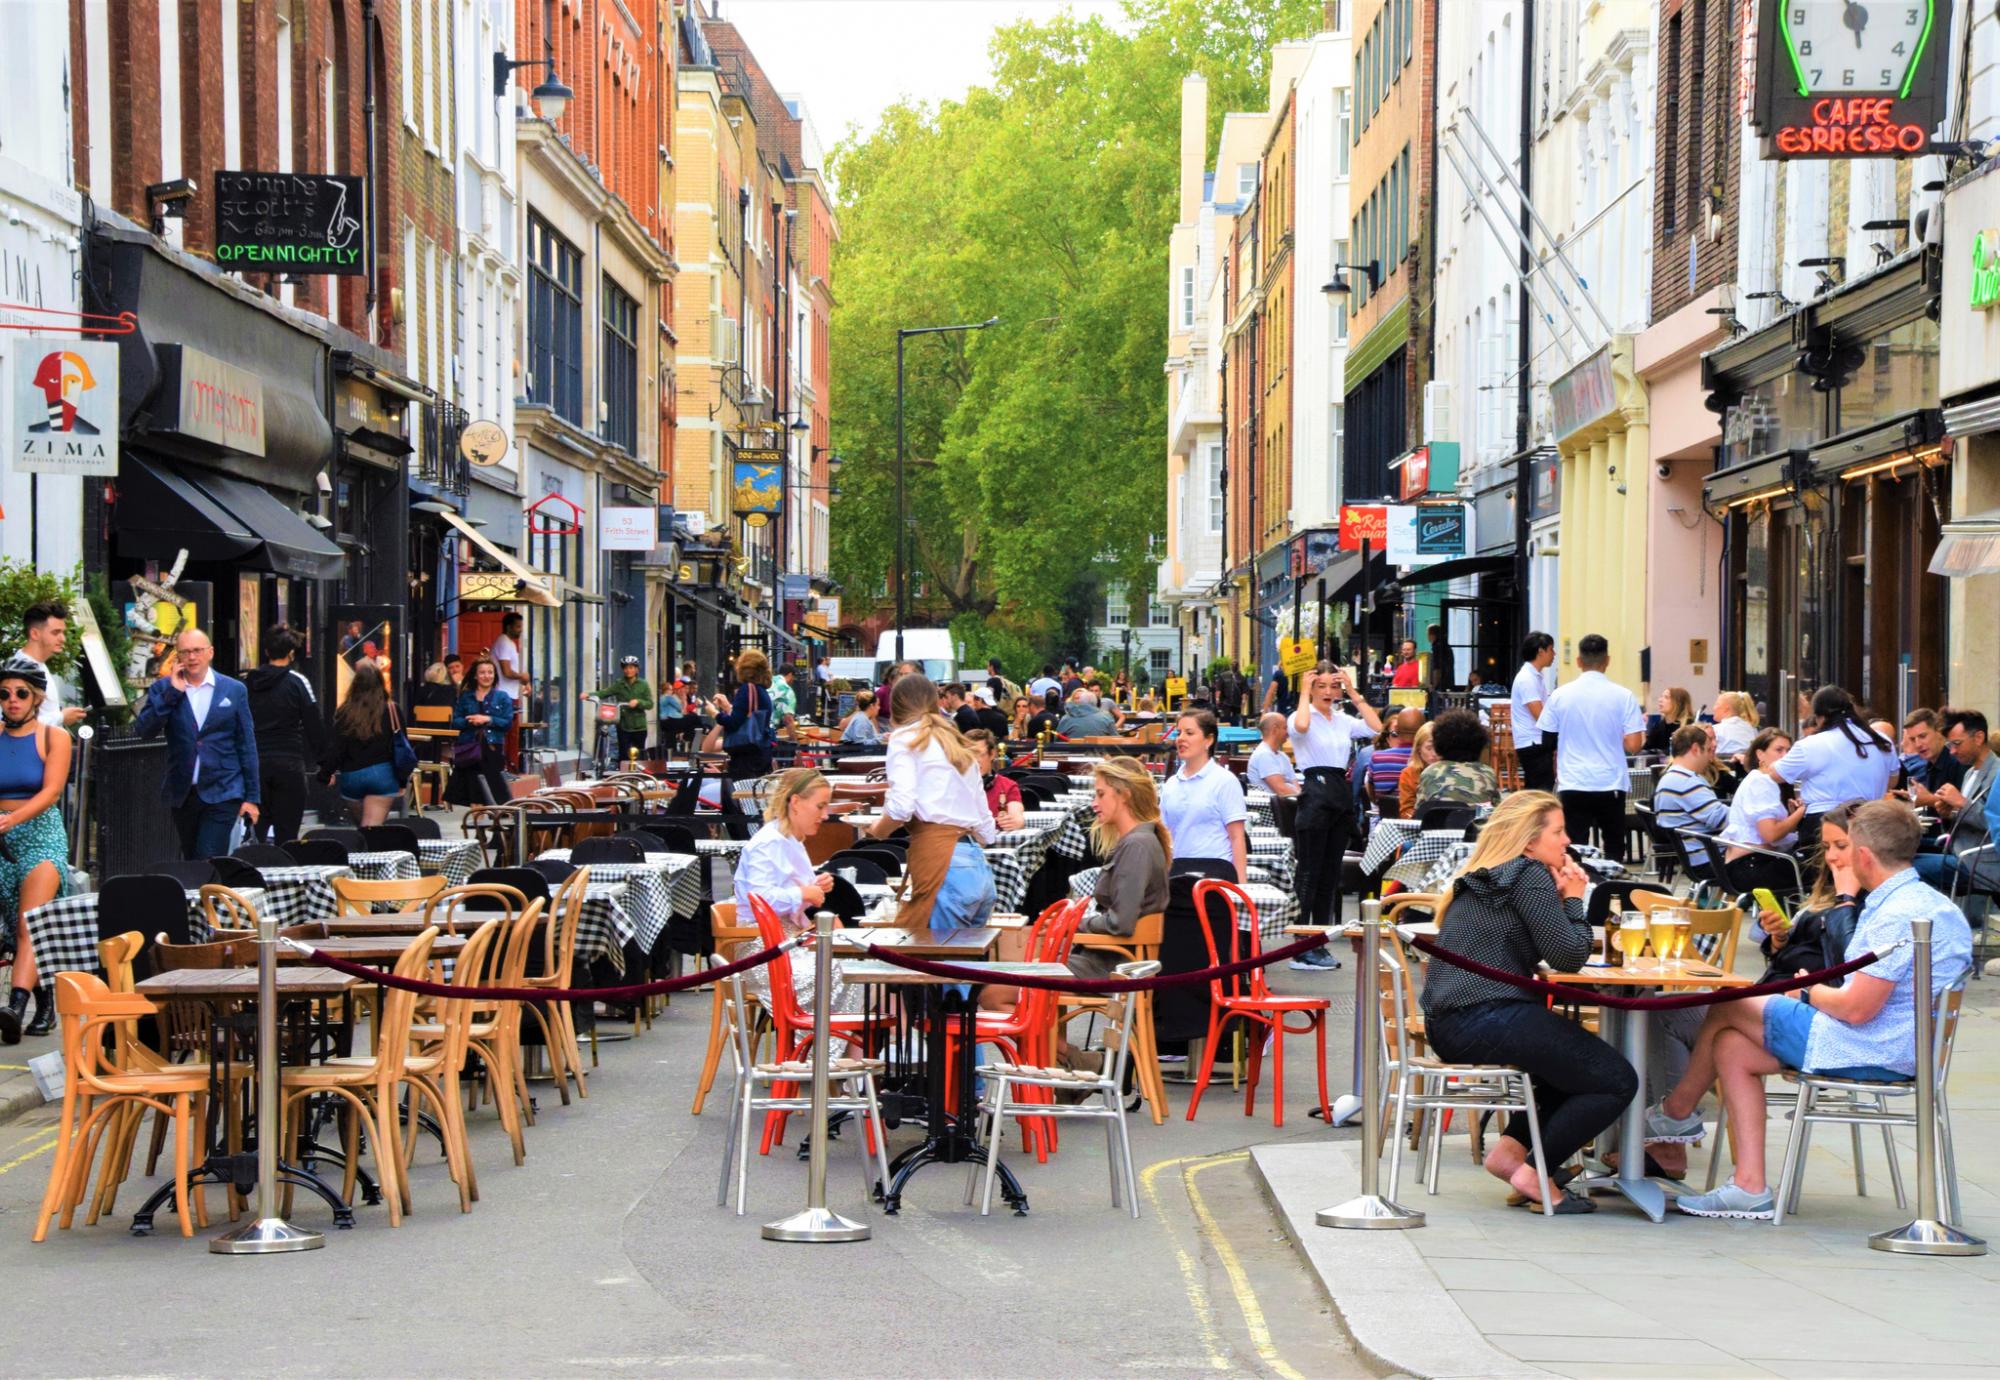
[587,655,653,763]
[0,656,74,1041]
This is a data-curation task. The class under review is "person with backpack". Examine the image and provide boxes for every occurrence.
[710,648,778,781]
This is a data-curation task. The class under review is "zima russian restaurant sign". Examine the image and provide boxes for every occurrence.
[12,338,118,476]
[213,172,366,274]
[1751,0,1950,159]
[1972,230,2000,312]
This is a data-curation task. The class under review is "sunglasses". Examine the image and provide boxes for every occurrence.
[0,687,35,702]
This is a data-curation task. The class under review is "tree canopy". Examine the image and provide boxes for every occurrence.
[826,0,1323,668]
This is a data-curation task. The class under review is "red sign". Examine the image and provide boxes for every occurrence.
[1399,446,1430,500]
[1339,504,1387,550]
[1773,98,1931,158]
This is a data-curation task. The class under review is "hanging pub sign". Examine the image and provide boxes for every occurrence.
[1751,0,1951,159]
[734,447,784,522]
[13,338,118,476]
[213,171,366,274]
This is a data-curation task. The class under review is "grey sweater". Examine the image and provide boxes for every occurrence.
[1073,822,1170,979]
[1419,855,1592,1014]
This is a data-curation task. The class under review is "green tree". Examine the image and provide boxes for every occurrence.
[827,1,1321,659]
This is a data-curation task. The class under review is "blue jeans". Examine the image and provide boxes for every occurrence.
[173,796,243,862]
[930,841,996,932]
[1914,851,1965,892]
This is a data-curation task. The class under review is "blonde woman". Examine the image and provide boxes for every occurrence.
[1417,792,1637,1214]
[865,675,997,930]
[734,767,856,1013]
[1072,758,1172,979]
[1711,691,1759,759]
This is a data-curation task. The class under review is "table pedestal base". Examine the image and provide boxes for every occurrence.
[132,1155,356,1235]
[883,1135,1026,1216]
[209,1215,325,1253]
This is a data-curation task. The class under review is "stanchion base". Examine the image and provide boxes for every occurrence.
[1869,1219,1988,1256]
[1327,1093,1364,1128]
[209,1217,325,1254]
[1316,1194,1426,1230]
[761,1207,873,1242]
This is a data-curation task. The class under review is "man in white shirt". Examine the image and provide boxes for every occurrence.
[489,611,530,769]
[1509,631,1556,791]
[1247,713,1300,797]
[1538,633,1645,862]
[1027,664,1061,701]
[19,600,86,729]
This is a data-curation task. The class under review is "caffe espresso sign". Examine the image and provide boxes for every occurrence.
[213,172,365,275]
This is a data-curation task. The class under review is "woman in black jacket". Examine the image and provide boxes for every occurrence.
[243,625,329,843]
[1420,790,1639,1213]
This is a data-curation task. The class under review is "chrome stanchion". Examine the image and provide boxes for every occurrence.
[211,914,324,1254]
[1870,916,1984,1256]
[1317,898,1424,1230]
[764,917,871,1242]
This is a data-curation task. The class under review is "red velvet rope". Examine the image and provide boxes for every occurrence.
[861,932,1331,992]
[1408,935,1885,1010]
[293,937,797,1003]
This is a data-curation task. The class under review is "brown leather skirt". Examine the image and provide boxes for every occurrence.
[896,819,967,931]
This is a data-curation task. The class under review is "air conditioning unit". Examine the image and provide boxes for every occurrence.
[1424,380,1454,446]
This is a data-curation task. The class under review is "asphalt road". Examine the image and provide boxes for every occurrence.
[0,965,1377,1379]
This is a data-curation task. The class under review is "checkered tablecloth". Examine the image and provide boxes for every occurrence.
[417,839,484,886]
[1048,803,1101,862]
[1360,817,1425,874]
[1068,868,1299,943]
[573,882,639,969]
[1246,791,1275,828]
[695,838,747,859]
[1414,841,1623,895]
[536,850,704,921]
[345,850,421,881]
[1246,839,1296,892]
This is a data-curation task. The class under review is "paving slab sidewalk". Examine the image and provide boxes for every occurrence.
[1254,991,2000,1379]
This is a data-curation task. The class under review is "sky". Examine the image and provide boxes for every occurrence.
[710,0,1127,159]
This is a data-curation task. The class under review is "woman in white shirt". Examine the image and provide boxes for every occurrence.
[864,674,997,931]
[734,768,856,1013]
[1711,691,1759,760]
[1721,728,1808,896]
[1289,663,1382,927]
[1160,709,1248,882]
[1773,686,1896,870]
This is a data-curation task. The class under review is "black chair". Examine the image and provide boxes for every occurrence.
[466,866,551,905]
[849,845,904,877]
[282,839,350,866]
[1272,795,1299,841]
[382,814,444,840]
[636,821,698,855]
[610,831,667,856]
[209,857,265,890]
[304,827,365,851]
[99,874,196,953]
[143,860,216,889]
[822,875,868,926]
[1016,783,1050,810]
[571,835,644,866]
[526,858,577,889]
[1633,803,1681,887]
[1583,879,1670,928]
[1415,804,1478,834]
[825,853,889,887]
[231,844,298,869]
[361,823,422,857]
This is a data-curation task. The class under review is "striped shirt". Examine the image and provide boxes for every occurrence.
[1652,763,1728,835]
[1369,743,1412,803]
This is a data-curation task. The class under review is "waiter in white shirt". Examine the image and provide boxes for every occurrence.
[1509,632,1556,791]
[1773,684,1897,871]
[18,601,86,729]
[1289,662,1383,926]
[1537,633,1645,862]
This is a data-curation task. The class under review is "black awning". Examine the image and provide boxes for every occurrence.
[1393,552,1516,589]
[189,471,346,579]
[113,454,345,578]
[1328,549,1390,605]
[115,454,262,564]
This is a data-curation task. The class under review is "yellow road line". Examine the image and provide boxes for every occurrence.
[0,1131,55,1175]
[1140,1154,1232,1372]
[0,1063,28,1071]
[1184,1153,1308,1380]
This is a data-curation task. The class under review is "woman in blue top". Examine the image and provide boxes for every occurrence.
[708,649,776,781]
[656,679,685,760]
[447,655,515,807]
[0,656,73,1042]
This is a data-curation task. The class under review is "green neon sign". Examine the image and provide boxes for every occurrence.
[1974,230,2000,312]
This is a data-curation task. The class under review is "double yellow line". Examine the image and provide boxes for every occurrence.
[1141,1150,1307,1380]
[0,1122,57,1175]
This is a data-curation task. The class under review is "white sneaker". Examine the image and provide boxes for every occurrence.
[1674,1182,1775,1219]
[1643,1101,1707,1144]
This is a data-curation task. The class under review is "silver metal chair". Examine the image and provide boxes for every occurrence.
[1772,980,1967,1225]
[715,966,891,1215]
[966,959,1158,1218]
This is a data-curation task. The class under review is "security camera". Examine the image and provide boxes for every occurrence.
[1656,463,1672,479]
[315,469,334,495]
[144,177,197,206]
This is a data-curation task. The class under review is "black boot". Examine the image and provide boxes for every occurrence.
[22,986,51,1038]
[0,987,24,1045]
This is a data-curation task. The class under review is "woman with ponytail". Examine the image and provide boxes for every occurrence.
[1772,686,1896,871]
[864,673,997,931]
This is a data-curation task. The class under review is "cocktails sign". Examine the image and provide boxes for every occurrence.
[1972,230,2000,312]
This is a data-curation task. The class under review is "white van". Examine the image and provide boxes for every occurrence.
[872,629,960,685]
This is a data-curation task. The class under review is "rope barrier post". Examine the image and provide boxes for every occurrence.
[764,916,871,1243]
[1317,898,1424,1231]
[210,913,324,1254]
[1870,915,1984,1257]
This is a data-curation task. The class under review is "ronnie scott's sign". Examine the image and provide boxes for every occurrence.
[213,172,366,274]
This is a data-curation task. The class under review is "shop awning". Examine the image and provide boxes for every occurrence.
[742,606,806,652]
[1928,508,2000,578]
[1392,552,1515,589]
[440,511,561,607]
[666,583,739,624]
[115,454,343,577]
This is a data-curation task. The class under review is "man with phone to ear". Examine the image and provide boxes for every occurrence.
[1289,662,1382,937]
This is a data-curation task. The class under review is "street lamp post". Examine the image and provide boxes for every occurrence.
[894,318,999,665]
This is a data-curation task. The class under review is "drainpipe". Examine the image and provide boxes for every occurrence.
[362,0,379,341]
[1512,0,1534,650]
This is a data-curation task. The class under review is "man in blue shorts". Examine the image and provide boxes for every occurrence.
[1644,799,1970,1219]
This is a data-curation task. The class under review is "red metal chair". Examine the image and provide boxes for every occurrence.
[1184,879,1332,1127]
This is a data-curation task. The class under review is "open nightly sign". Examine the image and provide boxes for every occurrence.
[213,172,366,274]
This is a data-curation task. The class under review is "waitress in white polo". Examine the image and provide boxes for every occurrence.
[1289,662,1382,927]
[1161,708,1248,883]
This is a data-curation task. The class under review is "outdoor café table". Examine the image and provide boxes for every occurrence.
[416,839,485,886]
[129,964,366,1232]
[536,849,705,924]
[286,933,468,964]
[345,849,421,881]
[1543,957,1753,1222]
[1068,868,1299,943]
[575,880,644,969]
[836,930,1066,1214]
[1416,840,1622,894]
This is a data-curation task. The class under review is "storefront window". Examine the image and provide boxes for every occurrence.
[1721,371,1823,469]
[1833,316,1939,438]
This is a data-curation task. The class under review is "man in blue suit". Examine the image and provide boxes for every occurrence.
[134,628,262,860]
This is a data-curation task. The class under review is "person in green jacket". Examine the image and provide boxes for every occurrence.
[591,656,653,763]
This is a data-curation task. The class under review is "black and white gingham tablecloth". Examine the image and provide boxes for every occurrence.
[536,850,704,922]
[416,839,485,887]
[1415,841,1623,895]
[1068,867,1299,943]
[345,850,421,881]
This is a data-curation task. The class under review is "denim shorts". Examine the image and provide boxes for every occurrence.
[338,762,403,800]
[1763,995,1906,1082]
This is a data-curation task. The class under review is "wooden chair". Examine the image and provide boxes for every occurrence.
[407,706,454,812]
[691,900,762,1115]
[463,805,524,868]
[279,928,442,1227]
[34,972,211,1241]
[404,917,504,1212]
[1056,912,1169,1124]
[440,900,546,1166]
[804,819,857,868]
[332,874,449,916]
[1628,891,1744,970]
[523,869,589,1102]
[82,933,185,1224]
[418,883,531,937]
